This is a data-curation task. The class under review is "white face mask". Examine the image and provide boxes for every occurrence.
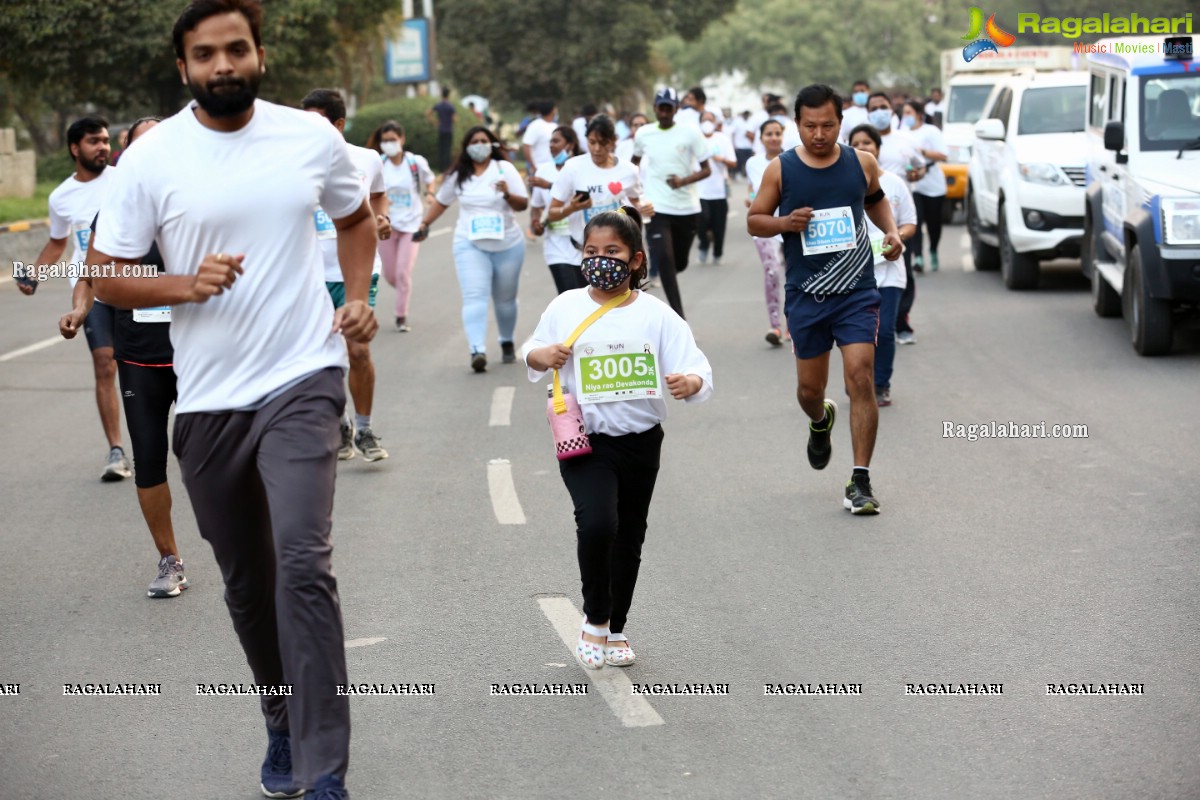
[466,142,494,162]
[700,120,716,135]
[380,141,401,157]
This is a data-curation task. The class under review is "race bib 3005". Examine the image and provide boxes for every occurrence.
[801,206,856,256]
[573,340,661,404]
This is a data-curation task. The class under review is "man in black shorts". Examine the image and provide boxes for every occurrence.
[748,84,903,515]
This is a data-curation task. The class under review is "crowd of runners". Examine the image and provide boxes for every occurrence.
[11,0,952,796]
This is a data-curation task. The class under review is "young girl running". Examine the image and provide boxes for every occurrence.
[529,125,586,293]
[523,207,713,670]
[744,118,788,347]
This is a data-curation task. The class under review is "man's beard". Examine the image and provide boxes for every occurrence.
[78,153,107,175]
[187,70,260,118]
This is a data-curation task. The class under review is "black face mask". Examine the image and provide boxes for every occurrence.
[187,70,261,118]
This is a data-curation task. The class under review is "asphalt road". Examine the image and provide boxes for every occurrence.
[1,206,1197,800]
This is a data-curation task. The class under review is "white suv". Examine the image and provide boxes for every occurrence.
[1083,35,1200,356]
[966,71,1090,289]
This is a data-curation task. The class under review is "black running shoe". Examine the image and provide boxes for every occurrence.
[501,341,516,364]
[806,399,837,470]
[471,352,487,373]
[843,473,880,515]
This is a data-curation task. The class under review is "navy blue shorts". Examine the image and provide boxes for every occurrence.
[83,300,115,352]
[785,288,881,360]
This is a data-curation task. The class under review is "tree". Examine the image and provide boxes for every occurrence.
[433,0,737,114]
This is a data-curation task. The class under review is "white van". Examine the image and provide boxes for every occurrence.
[1083,35,1200,356]
[967,71,1090,289]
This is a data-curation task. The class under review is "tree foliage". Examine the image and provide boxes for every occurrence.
[433,0,737,113]
[654,0,1197,96]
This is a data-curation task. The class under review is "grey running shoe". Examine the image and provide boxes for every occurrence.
[844,474,881,515]
[896,331,917,345]
[876,386,892,407]
[102,447,132,482]
[354,428,389,462]
[338,420,356,460]
[148,555,189,598]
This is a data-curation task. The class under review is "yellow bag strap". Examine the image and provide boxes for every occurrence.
[552,290,631,415]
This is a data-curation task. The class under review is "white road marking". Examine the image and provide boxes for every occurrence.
[960,235,975,273]
[0,336,63,363]
[489,386,515,427]
[961,254,975,272]
[537,597,665,728]
[345,637,388,649]
[429,228,450,239]
[960,233,970,248]
[487,458,526,524]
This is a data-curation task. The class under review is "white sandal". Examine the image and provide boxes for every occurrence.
[576,619,609,670]
[605,633,636,667]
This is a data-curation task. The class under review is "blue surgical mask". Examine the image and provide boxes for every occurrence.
[869,109,892,130]
[901,116,916,130]
[553,150,569,165]
[853,91,868,107]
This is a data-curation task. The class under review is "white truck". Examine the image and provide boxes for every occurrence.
[939,46,1078,223]
[1082,35,1200,356]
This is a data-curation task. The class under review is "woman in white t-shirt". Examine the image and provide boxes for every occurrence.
[372,121,435,332]
[529,126,586,293]
[416,126,529,372]
[522,206,712,670]
[744,118,788,347]
[902,100,948,272]
[848,125,917,408]
[695,111,738,265]
[546,115,644,281]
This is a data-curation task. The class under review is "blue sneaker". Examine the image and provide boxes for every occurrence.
[261,727,304,798]
[308,774,349,799]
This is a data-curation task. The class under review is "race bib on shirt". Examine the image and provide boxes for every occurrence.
[583,199,619,223]
[388,189,413,209]
[314,208,337,240]
[546,217,570,234]
[133,306,172,323]
[468,213,504,241]
[573,340,662,404]
[801,206,856,256]
[71,222,92,255]
[869,232,886,265]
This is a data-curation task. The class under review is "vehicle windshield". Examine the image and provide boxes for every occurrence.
[947,85,993,124]
[1016,86,1087,135]
[1141,73,1200,151]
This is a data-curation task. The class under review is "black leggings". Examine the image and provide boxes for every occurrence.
[548,262,587,294]
[697,198,729,259]
[912,193,945,259]
[117,361,177,488]
[897,248,916,334]
[645,213,698,319]
[559,425,663,634]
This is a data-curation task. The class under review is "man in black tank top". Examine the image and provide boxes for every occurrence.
[748,84,904,515]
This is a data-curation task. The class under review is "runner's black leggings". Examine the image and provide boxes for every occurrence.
[912,193,945,258]
[645,213,698,319]
[116,361,177,488]
[559,425,663,634]
[548,262,587,294]
[697,198,729,259]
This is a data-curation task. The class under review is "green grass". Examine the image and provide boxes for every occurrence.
[0,182,55,225]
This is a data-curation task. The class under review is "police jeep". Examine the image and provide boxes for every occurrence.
[1083,35,1200,355]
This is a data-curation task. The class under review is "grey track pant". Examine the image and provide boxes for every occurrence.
[173,366,349,787]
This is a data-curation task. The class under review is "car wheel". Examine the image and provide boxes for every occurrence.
[1084,213,1120,317]
[1125,244,1172,356]
[999,206,1040,290]
[967,192,999,271]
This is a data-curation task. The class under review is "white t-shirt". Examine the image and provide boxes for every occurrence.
[521,288,713,436]
[697,132,735,201]
[381,152,435,231]
[925,100,945,120]
[549,154,642,247]
[839,105,870,143]
[93,100,366,414]
[632,123,709,215]
[745,154,782,244]
[907,124,947,197]
[614,138,635,164]
[48,170,112,288]
[572,117,588,145]
[531,162,579,266]
[729,117,753,150]
[876,130,924,177]
[522,118,556,167]
[867,171,917,290]
[319,143,385,282]
[435,159,529,252]
[771,116,802,151]
[747,110,770,154]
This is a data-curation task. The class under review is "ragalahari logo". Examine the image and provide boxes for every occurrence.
[962,7,1017,62]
